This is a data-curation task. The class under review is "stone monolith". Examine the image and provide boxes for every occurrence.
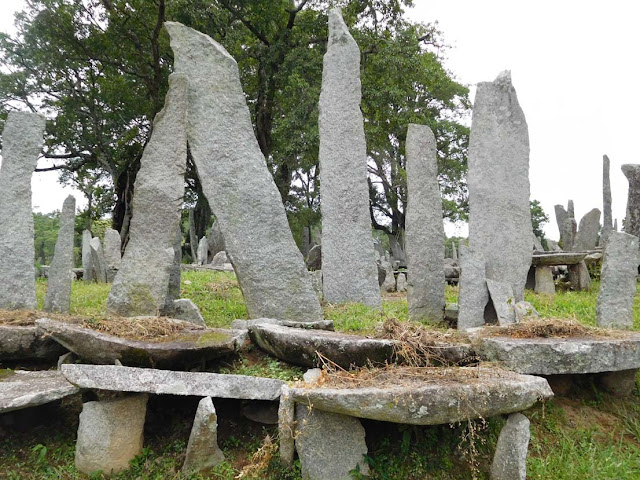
[89,237,108,283]
[554,204,568,245]
[182,396,224,473]
[467,71,532,303]
[103,228,121,281]
[622,164,640,240]
[188,208,198,262]
[451,242,458,261]
[405,123,445,323]
[602,155,613,244]
[82,230,95,282]
[165,22,323,321]
[317,9,381,308]
[0,112,45,309]
[44,195,76,313]
[490,413,530,480]
[457,245,489,330]
[108,74,187,317]
[574,208,601,251]
[197,236,208,266]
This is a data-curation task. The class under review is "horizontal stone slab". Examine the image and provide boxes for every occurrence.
[0,370,79,413]
[531,252,586,266]
[290,367,552,425]
[36,318,242,368]
[231,318,334,331]
[61,364,284,401]
[0,325,67,361]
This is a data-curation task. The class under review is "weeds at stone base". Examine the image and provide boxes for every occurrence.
[485,317,631,339]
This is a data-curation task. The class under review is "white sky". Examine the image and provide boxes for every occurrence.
[1,0,639,239]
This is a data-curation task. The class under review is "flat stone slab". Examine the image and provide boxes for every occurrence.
[61,364,284,400]
[36,318,242,368]
[231,318,334,331]
[290,367,552,425]
[0,370,79,413]
[0,325,67,361]
[531,252,586,266]
[474,332,640,374]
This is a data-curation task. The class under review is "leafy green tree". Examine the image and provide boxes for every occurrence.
[530,199,549,242]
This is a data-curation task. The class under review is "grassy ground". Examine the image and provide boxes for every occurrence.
[2,272,639,479]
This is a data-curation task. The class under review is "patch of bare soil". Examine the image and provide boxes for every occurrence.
[485,317,632,339]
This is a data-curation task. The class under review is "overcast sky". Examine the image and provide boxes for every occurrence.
[1,0,639,240]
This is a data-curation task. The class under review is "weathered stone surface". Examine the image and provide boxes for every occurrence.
[490,413,530,480]
[533,234,544,251]
[170,298,206,327]
[103,228,122,275]
[166,22,323,322]
[584,251,603,266]
[596,369,638,397]
[562,217,577,251]
[75,394,148,476]
[568,199,575,219]
[295,404,369,480]
[44,195,76,313]
[615,218,618,231]
[188,208,198,262]
[82,230,95,283]
[240,401,279,424]
[452,242,458,261]
[309,270,323,298]
[596,231,639,328]
[207,221,225,260]
[396,273,407,292]
[458,245,489,330]
[290,368,552,425]
[574,208,601,251]
[182,396,224,473]
[317,9,380,308]
[467,71,532,303]
[210,251,228,267]
[568,260,591,291]
[474,332,640,374]
[622,164,640,240]
[230,317,334,331]
[554,204,570,248]
[107,74,187,316]
[37,318,239,368]
[61,364,284,400]
[531,252,586,266]
[89,237,108,283]
[278,385,295,466]
[0,325,66,361]
[514,301,539,323]
[166,225,183,307]
[197,236,208,266]
[534,266,555,295]
[0,370,79,413]
[486,279,516,326]
[406,123,445,323]
[602,155,613,244]
[380,255,396,292]
[0,112,45,309]
[306,244,322,271]
[388,234,406,267]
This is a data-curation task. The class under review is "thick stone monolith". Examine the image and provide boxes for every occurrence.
[44,195,76,313]
[165,22,323,322]
[602,155,613,244]
[622,164,640,240]
[467,71,532,303]
[405,123,445,323]
[82,230,95,282]
[490,413,530,480]
[458,245,489,330]
[89,238,108,283]
[596,231,639,328]
[182,396,225,473]
[317,9,381,308]
[108,74,187,317]
[0,112,45,309]
[103,228,121,282]
[574,208,601,251]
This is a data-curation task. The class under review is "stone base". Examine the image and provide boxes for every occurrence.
[595,369,638,397]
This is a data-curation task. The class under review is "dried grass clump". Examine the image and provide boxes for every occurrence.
[80,316,198,341]
[0,309,86,326]
[235,434,277,479]
[487,317,629,339]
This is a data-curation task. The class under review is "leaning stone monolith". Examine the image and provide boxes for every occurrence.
[467,71,532,303]
[596,231,639,328]
[405,123,445,323]
[574,208,601,251]
[82,230,95,282]
[554,204,568,244]
[622,164,640,240]
[602,155,613,244]
[107,74,187,317]
[89,238,108,283]
[0,112,45,309]
[317,9,381,308]
[165,22,323,322]
[44,195,76,313]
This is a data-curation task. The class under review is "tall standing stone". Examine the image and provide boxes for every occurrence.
[458,245,489,330]
[614,218,618,231]
[596,231,639,328]
[622,164,640,240]
[554,204,568,243]
[567,199,575,219]
[89,238,108,283]
[406,124,445,323]
[317,9,381,308]
[44,196,76,313]
[165,22,323,322]
[0,112,45,309]
[574,208,601,251]
[562,217,577,251]
[82,230,95,282]
[451,242,458,262]
[188,208,198,262]
[197,236,208,266]
[467,71,532,303]
[107,74,187,317]
[103,228,121,282]
[602,155,613,244]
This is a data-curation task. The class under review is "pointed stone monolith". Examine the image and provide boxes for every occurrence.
[89,238,108,283]
[574,208,601,251]
[165,22,323,322]
[182,397,224,473]
[406,123,445,323]
[317,9,381,308]
[622,164,640,240]
[602,155,613,244]
[44,195,76,313]
[0,112,45,309]
[82,230,95,282]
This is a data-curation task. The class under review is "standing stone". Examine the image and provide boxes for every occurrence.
[295,405,369,480]
[207,221,225,260]
[165,22,323,322]
[596,231,639,328]
[622,164,640,240]
[388,234,407,267]
[396,273,407,293]
[574,208,601,251]
[458,245,489,330]
[301,226,311,258]
[75,394,148,476]
[602,155,613,244]
[44,195,76,313]
[89,238,108,283]
[380,254,396,292]
[278,385,295,466]
[533,234,544,252]
[486,279,516,326]
[451,242,458,262]
[188,208,198,262]
[107,74,187,316]
[405,123,445,323]
[562,217,577,252]
[197,236,208,266]
[614,218,618,231]
[467,71,531,303]
[210,251,228,267]
[490,413,530,480]
[82,230,95,283]
[103,228,121,282]
[182,396,224,473]
[317,9,381,308]
[306,244,322,271]
[568,261,591,291]
[554,204,569,245]
[0,112,45,309]
[567,200,575,219]
[166,225,183,307]
[534,266,555,295]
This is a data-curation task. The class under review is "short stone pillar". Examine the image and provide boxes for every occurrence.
[534,266,555,295]
[490,412,530,480]
[568,261,590,291]
[182,396,224,473]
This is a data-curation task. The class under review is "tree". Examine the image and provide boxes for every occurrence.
[530,199,549,241]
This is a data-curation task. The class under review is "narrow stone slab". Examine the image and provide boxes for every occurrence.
[467,71,531,303]
[597,231,639,328]
[89,237,108,283]
[44,195,76,313]
[490,412,530,480]
[0,370,79,413]
[458,245,489,330]
[568,260,591,291]
[486,279,516,326]
[531,252,586,266]
[0,112,45,309]
[406,123,445,323]
[81,230,95,282]
[182,396,225,473]
[61,364,284,400]
[230,317,334,331]
[197,237,208,266]
[602,155,613,244]
[278,385,295,466]
[554,204,570,249]
[318,9,381,308]
[534,266,555,295]
[165,22,323,322]
[0,325,66,361]
[36,318,239,368]
[622,164,640,240]
[574,208,601,251]
[290,368,552,425]
[103,228,122,274]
